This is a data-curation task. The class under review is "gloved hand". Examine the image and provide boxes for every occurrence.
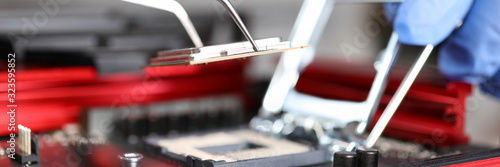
[385,0,500,99]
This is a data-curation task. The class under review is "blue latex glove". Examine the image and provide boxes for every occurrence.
[386,0,500,99]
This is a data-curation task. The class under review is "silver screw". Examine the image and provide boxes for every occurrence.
[119,153,144,167]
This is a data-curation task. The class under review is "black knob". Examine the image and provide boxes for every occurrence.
[356,149,378,167]
[334,151,357,167]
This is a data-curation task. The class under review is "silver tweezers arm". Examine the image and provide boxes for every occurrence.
[122,0,204,47]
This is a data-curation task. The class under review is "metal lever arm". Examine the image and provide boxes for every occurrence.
[365,44,434,148]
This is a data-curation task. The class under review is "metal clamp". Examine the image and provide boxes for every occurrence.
[365,44,434,148]
[260,0,400,134]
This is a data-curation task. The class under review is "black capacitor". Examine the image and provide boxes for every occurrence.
[356,149,379,167]
[334,151,357,167]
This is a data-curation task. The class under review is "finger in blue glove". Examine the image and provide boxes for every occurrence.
[392,0,473,45]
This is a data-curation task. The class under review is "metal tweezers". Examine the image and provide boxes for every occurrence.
[216,0,260,52]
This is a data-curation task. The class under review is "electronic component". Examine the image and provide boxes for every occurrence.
[144,129,331,167]
[399,148,500,167]
[12,125,40,165]
[333,150,379,167]
[334,151,357,167]
[356,149,378,167]
[147,37,309,66]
